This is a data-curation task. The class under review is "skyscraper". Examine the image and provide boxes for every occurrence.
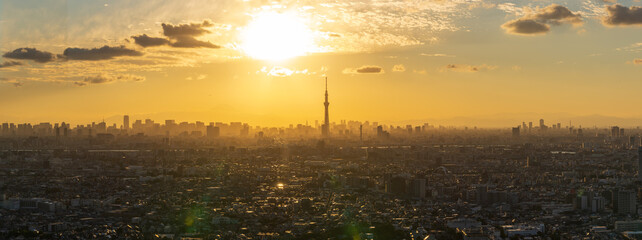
[638,147,642,182]
[322,77,330,138]
[123,115,130,130]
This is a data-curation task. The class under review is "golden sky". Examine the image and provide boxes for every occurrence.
[0,0,641,126]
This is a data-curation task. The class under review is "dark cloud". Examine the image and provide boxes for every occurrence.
[343,65,384,74]
[132,21,220,48]
[170,36,220,48]
[63,45,143,61]
[162,20,213,38]
[132,34,170,47]
[502,19,550,35]
[84,75,114,84]
[3,48,55,63]
[357,66,383,73]
[0,61,22,68]
[532,4,582,25]
[75,74,145,86]
[502,4,581,35]
[603,4,642,26]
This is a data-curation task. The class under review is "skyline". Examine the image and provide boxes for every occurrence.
[7,112,642,129]
[1,0,641,126]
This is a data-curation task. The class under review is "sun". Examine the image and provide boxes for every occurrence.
[240,12,315,61]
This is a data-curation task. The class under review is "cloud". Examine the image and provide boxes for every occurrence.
[162,21,220,48]
[633,58,642,65]
[162,21,213,37]
[603,4,642,26]
[0,61,22,68]
[531,4,582,25]
[170,36,220,48]
[502,19,550,35]
[502,4,582,35]
[186,74,207,80]
[343,65,384,74]
[63,45,143,61]
[0,77,23,87]
[132,21,220,48]
[420,53,455,57]
[132,34,170,47]
[75,74,145,86]
[256,66,309,77]
[268,66,295,77]
[443,64,498,72]
[392,64,406,72]
[3,48,56,63]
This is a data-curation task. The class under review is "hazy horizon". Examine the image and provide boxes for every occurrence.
[3,111,642,129]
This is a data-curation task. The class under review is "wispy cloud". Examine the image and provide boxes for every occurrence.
[442,64,497,72]
[256,66,310,77]
[392,64,406,72]
[0,77,23,87]
[0,61,22,68]
[420,53,455,57]
[74,74,145,86]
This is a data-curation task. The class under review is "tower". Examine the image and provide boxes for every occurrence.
[322,77,330,138]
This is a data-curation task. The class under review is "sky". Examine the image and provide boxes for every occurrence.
[0,0,641,127]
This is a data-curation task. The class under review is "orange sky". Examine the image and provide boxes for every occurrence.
[1,0,641,127]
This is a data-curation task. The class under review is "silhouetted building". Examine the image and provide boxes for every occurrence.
[123,115,130,130]
[539,119,545,129]
[512,126,520,138]
[207,126,220,138]
[639,147,642,182]
[612,126,620,138]
[614,190,636,215]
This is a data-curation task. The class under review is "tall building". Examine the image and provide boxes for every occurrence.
[615,190,637,215]
[207,126,220,138]
[123,115,130,130]
[322,77,330,138]
[410,178,426,199]
[638,147,642,182]
[539,119,545,129]
[512,126,520,138]
[612,126,620,138]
